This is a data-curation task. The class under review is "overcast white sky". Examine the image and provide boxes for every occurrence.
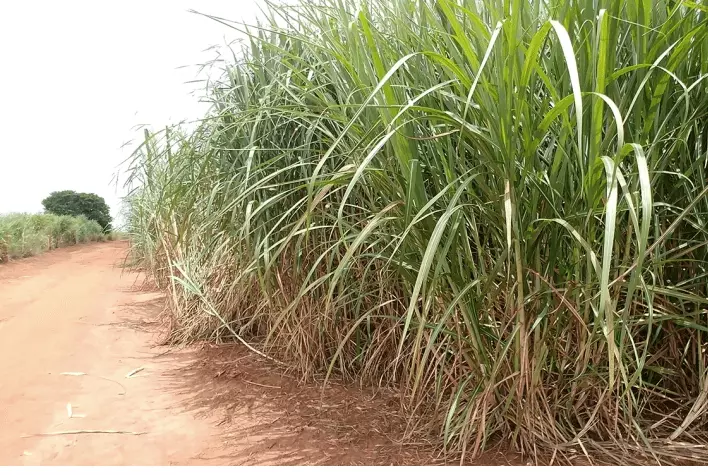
[0,0,266,226]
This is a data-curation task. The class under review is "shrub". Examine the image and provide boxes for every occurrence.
[42,190,112,231]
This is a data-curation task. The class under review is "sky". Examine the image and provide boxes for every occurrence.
[0,0,266,226]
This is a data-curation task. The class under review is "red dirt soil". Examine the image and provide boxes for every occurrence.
[0,241,516,465]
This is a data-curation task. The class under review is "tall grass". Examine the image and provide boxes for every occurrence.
[125,0,708,463]
[0,213,105,262]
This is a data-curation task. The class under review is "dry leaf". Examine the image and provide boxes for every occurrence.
[22,430,146,438]
[60,372,86,376]
[125,367,144,378]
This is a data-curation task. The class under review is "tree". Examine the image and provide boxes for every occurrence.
[42,190,112,231]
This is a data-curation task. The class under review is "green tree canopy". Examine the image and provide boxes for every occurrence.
[42,190,112,231]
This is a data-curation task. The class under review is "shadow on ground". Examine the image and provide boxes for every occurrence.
[161,344,447,465]
[115,281,520,466]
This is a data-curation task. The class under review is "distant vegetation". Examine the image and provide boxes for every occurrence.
[125,0,708,463]
[42,190,112,231]
[0,213,107,263]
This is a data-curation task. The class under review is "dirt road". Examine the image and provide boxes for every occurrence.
[0,242,224,464]
[0,242,448,466]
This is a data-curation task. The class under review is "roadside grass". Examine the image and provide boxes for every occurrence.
[0,213,105,263]
[124,0,708,464]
